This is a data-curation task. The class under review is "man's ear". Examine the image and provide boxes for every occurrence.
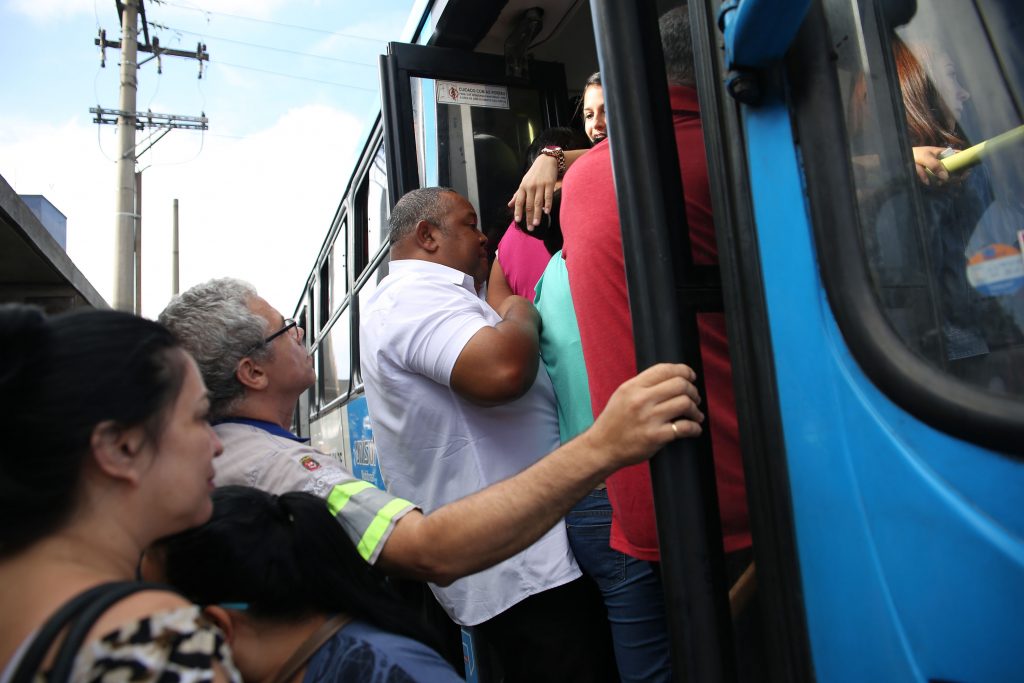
[414,219,441,253]
[236,356,269,391]
[90,420,147,483]
[203,605,235,643]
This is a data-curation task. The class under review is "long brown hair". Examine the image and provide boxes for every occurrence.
[848,36,965,149]
[892,36,965,148]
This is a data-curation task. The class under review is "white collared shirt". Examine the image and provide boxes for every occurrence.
[360,259,579,625]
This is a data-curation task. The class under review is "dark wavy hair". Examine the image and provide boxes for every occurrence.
[0,305,185,557]
[158,486,445,657]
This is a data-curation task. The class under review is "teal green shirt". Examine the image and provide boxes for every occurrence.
[534,251,595,442]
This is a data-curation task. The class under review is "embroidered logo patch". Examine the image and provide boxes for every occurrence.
[300,456,321,471]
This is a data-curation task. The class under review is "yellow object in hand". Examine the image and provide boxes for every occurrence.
[941,124,1024,173]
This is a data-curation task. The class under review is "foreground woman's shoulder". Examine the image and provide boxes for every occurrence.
[80,603,241,683]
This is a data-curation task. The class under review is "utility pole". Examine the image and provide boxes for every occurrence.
[134,170,142,315]
[94,0,209,312]
[113,0,138,312]
[172,198,179,296]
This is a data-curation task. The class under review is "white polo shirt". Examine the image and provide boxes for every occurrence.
[360,259,579,626]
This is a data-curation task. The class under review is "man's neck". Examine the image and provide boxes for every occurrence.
[231,394,297,431]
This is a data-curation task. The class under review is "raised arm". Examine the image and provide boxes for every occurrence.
[376,362,703,585]
[508,148,589,228]
[449,294,540,406]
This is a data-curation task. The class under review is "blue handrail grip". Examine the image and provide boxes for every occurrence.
[718,0,812,69]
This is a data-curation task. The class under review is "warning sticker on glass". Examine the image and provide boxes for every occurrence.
[436,81,510,109]
[967,242,1024,296]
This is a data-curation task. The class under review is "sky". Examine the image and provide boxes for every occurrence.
[0,0,413,318]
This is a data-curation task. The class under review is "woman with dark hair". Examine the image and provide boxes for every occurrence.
[581,72,606,144]
[150,486,462,683]
[508,72,606,229]
[487,126,591,308]
[0,305,233,682]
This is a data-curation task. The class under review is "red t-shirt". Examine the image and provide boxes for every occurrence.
[560,85,751,561]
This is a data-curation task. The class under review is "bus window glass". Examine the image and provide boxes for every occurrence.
[332,220,348,303]
[306,285,315,344]
[320,306,352,405]
[827,0,1024,396]
[294,306,311,435]
[367,145,390,257]
[318,259,330,331]
[358,256,388,320]
[410,77,544,249]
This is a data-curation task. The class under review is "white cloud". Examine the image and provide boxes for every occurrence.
[0,116,119,303]
[139,103,364,317]
[0,105,365,319]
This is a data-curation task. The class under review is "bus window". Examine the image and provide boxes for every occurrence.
[828,0,1024,396]
[410,77,544,252]
[294,305,311,436]
[357,257,388,327]
[320,306,352,406]
[318,259,330,332]
[332,220,348,302]
[305,284,316,348]
[353,145,391,316]
[367,145,390,258]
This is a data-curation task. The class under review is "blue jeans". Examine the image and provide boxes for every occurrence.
[566,489,672,682]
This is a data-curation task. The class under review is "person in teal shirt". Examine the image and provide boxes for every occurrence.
[535,249,673,682]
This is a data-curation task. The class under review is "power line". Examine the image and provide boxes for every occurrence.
[214,60,378,92]
[150,23,377,68]
[151,0,387,44]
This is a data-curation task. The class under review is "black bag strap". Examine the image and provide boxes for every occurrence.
[10,581,172,683]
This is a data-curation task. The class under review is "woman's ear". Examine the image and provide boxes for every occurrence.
[90,420,147,483]
[203,605,235,643]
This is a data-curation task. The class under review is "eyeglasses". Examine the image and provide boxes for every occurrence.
[264,319,298,346]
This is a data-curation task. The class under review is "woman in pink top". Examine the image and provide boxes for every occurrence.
[488,127,590,306]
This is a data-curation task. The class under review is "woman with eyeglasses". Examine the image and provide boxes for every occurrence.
[0,304,235,682]
[146,486,463,683]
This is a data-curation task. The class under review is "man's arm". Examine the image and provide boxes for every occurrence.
[486,257,515,310]
[449,294,540,406]
[376,362,703,585]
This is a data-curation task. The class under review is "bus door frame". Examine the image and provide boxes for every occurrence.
[590,0,814,681]
[378,41,569,204]
[590,1,735,680]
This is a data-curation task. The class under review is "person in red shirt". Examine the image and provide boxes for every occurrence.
[560,8,751,564]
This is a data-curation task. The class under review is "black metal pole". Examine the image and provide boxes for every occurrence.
[588,1,735,681]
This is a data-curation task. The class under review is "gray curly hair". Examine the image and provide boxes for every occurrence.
[158,278,272,419]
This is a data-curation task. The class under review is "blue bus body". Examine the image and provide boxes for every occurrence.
[747,80,1023,681]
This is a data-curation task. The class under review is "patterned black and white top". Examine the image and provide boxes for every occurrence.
[2,607,242,683]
